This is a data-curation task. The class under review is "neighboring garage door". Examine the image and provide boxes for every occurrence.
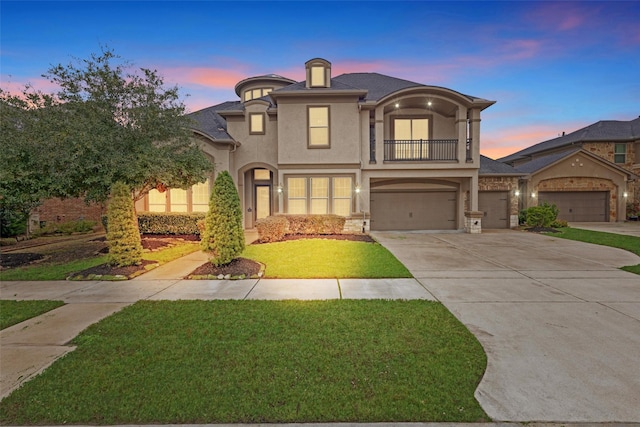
[538,191,609,222]
[479,191,509,229]
[370,191,456,230]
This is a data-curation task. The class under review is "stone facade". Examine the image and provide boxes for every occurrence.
[583,142,639,208]
[535,177,618,221]
[479,176,520,217]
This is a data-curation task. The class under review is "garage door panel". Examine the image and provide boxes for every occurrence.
[370,191,456,230]
[539,192,608,222]
[479,191,509,229]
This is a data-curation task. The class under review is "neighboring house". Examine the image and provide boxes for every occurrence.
[136,58,498,232]
[500,117,640,222]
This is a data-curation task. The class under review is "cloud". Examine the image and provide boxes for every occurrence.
[526,2,597,32]
[163,66,249,90]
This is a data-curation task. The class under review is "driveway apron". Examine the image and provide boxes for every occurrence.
[371,230,640,423]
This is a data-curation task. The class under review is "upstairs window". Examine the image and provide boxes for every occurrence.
[308,106,330,147]
[614,143,626,163]
[249,113,265,135]
[305,58,331,88]
[310,66,326,87]
[393,117,430,159]
[243,87,273,102]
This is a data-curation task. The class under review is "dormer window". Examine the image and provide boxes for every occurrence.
[305,58,331,88]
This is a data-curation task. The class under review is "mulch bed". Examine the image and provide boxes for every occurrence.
[188,257,262,279]
[525,227,560,233]
[71,259,158,279]
[0,253,46,269]
[256,233,376,244]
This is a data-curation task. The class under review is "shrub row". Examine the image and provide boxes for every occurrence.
[256,214,346,242]
[102,212,206,235]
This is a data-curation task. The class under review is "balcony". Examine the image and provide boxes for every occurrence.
[382,139,458,161]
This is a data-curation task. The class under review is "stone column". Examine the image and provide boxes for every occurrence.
[465,210,483,234]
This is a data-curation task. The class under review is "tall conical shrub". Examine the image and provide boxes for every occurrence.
[106,181,143,267]
[201,171,245,266]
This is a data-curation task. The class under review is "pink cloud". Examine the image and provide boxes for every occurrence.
[526,2,599,32]
[163,66,249,89]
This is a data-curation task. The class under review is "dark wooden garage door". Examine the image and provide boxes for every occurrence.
[538,191,609,222]
[479,191,509,229]
[370,191,457,230]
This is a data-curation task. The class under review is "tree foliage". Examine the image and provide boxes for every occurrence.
[201,171,245,266]
[106,182,143,267]
[0,47,212,214]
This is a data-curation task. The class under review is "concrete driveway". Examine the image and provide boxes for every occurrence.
[371,229,640,423]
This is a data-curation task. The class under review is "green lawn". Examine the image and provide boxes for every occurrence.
[0,256,109,281]
[0,242,200,281]
[243,239,411,278]
[553,227,640,274]
[0,300,65,330]
[0,300,488,424]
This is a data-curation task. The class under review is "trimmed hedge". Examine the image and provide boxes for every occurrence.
[256,214,346,242]
[102,212,206,235]
[255,216,288,243]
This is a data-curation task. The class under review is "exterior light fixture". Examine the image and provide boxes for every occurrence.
[427,101,432,107]
[277,185,283,194]
[395,102,399,108]
[531,192,536,198]
[515,190,520,197]
[355,186,361,194]
[623,191,628,198]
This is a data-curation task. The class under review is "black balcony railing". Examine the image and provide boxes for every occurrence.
[383,139,458,161]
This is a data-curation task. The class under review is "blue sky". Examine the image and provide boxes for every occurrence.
[2,1,639,159]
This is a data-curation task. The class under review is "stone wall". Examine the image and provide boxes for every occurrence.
[535,177,618,221]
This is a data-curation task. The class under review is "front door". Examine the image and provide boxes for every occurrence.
[255,185,271,220]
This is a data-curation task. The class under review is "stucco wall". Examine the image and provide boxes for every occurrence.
[276,97,361,165]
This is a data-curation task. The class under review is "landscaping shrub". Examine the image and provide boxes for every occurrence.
[256,216,288,242]
[524,202,559,228]
[551,218,569,228]
[201,171,245,266]
[0,208,28,237]
[34,219,96,236]
[285,214,346,235]
[106,182,143,267]
[137,212,205,235]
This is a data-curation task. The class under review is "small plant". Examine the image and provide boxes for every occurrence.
[0,208,28,238]
[106,182,143,267]
[627,200,639,220]
[524,202,559,228]
[201,172,245,266]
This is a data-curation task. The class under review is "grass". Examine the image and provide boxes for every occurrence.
[553,227,640,274]
[0,256,109,281]
[0,300,488,424]
[243,239,412,278]
[142,242,200,263]
[0,242,200,281]
[0,300,65,330]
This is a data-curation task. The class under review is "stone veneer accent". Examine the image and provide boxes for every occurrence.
[535,177,618,221]
[584,142,639,207]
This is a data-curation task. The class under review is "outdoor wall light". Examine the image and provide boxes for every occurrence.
[395,102,400,108]
[515,190,520,197]
[623,191,628,198]
[531,192,536,198]
[427,101,433,107]
[277,185,283,194]
[355,185,361,194]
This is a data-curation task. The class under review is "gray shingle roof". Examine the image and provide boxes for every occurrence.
[187,101,241,140]
[499,117,640,163]
[479,155,523,175]
[512,148,581,174]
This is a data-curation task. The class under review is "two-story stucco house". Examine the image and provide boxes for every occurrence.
[499,117,639,222]
[135,58,498,233]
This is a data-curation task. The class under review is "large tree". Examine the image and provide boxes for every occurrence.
[0,47,212,212]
